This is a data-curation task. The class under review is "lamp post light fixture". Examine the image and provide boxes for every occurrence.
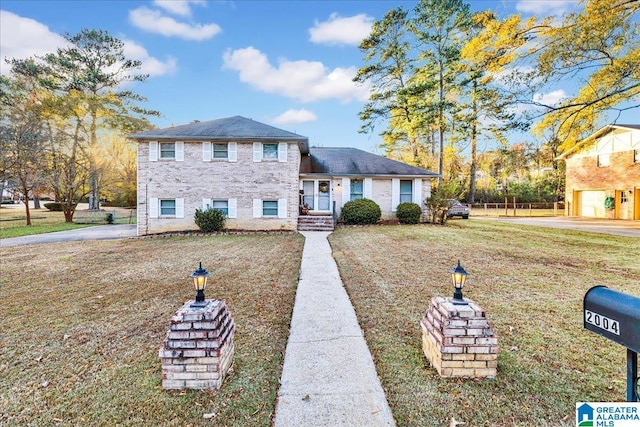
[190,262,210,308]
[450,260,469,305]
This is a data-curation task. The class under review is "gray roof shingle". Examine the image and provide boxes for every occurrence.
[300,147,438,177]
[128,115,308,143]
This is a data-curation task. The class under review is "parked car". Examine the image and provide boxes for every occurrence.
[446,200,469,219]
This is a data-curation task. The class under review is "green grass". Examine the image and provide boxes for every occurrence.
[0,233,304,426]
[329,222,640,427]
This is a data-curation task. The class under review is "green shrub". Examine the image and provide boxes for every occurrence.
[396,202,422,224]
[340,198,381,225]
[194,208,226,232]
[44,202,64,211]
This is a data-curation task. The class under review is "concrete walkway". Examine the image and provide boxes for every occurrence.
[274,231,395,427]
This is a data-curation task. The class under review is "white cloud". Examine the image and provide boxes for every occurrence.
[0,10,69,75]
[122,39,177,77]
[222,47,370,103]
[129,6,221,41]
[309,13,374,46]
[153,0,206,17]
[516,1,576,15]
[272,109,318,125]
[533,89,567,107]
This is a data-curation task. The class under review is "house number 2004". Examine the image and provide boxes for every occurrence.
[585,310,620,335]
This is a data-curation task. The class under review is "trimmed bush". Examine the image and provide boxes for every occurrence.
[44,202,64,211]
[340,198,381,225]
[194,208,226,232]
[396,202,422,224]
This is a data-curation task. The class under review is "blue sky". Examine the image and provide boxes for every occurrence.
[0,0,605,154]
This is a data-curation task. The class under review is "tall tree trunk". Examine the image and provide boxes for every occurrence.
[88,107,100,210]
[469,78,478,203]
[19,178,31,226]
[437,57,444,186]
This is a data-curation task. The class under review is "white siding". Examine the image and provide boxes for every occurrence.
[342,177,350,205]
[363,178,373,199]
[413,179,423,206]
[391,178,400,211]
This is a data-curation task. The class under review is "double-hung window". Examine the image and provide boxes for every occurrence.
[263,200,278,216]
[263,143,278,160]
[400,180,413,203]
[211,200,229,216]
[213,143,228,159]
[160,142,175,159]
[350,179,363,200]
[160,199,176,216]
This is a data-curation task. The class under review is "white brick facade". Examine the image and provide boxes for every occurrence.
[132,116,439,235]
[138,140,301,234]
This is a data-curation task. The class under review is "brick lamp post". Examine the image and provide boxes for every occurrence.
[420,260,499,378]
[159,262,235,390]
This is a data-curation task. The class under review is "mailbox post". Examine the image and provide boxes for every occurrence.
[583,286,640,402]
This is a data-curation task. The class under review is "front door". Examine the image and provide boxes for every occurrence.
[302,180,331,213]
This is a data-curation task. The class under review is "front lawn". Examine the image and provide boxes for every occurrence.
[0,205,135,238]
[0,233,304,426]
[329,221,640,426]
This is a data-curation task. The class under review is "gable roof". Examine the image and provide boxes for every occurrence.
[300,147,439,177]
[128,115,309,152]
[558,124,640,159]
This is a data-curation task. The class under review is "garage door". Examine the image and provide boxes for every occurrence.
[577,190,606,218]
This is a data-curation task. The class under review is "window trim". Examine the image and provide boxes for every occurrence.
[159,142,176,160]
[399,179,413,204]
[212,143,229,160]
[159,199,176,217]
[262,200,279,216]
[211,199,229,216]
[262,143,279,161]
[350,179,364,201]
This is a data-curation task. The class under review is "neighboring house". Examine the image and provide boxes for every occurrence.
[128,115,438,235]
[558,124,640,220]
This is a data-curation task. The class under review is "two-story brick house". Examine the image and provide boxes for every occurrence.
[129,116,438,235]
[559,124,640,220]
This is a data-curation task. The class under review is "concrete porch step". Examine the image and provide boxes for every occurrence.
[297,215,335,231]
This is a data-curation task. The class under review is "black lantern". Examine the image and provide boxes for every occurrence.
[449,260,468,305]
[190,262,210,308]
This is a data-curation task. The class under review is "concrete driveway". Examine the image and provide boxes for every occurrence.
[0,224,137,247]
[473,216,640,238]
